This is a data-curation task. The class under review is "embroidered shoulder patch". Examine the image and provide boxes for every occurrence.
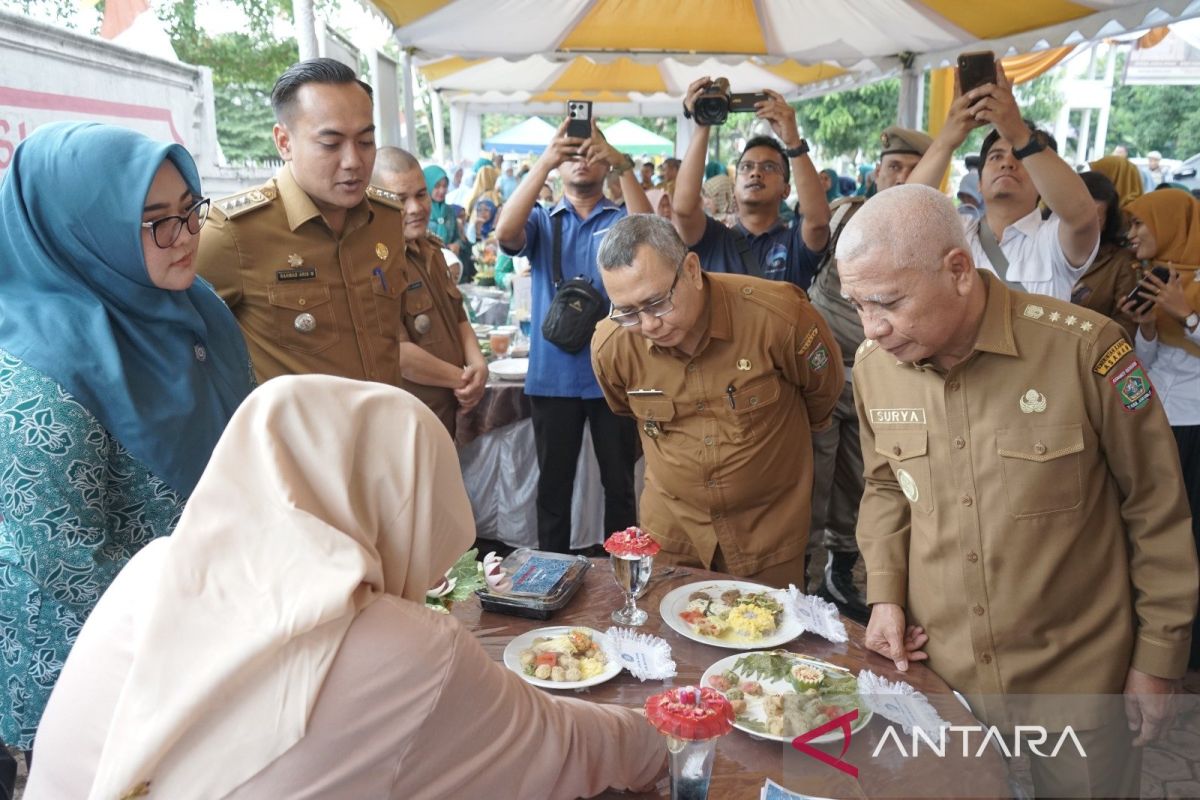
[808,343,830,372]
[1093,339,1132,376]
[1110,359,1153,412]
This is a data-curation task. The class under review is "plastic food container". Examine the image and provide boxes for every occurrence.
[476,548,591,620]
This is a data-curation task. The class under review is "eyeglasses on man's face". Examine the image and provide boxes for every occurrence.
[141,197,211,249]
[609,261,684,327]
[736,159,784,176]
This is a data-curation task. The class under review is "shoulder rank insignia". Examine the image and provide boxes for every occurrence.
[366,184,404,211]
[217,185,275,219]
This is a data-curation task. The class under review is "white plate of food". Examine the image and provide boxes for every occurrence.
[701,650,871,744]
[659,580,802,650]
[503,626,621,690]
[489,358,528,382]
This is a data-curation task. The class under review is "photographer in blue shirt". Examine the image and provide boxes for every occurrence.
[673,78,831,288]
[497,117,651,553]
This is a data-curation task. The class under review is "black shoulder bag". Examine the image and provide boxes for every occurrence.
[541,213,609,353]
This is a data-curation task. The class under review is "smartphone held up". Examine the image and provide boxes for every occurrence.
[957,51,997,94]
[566,99,593,139]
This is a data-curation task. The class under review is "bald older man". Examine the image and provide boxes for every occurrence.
[840,185,1196,796]
[373,146,486,434]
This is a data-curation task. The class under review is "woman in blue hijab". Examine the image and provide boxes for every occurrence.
[819,168,840,203]
[0,123,253,758]
[423,164,460,250]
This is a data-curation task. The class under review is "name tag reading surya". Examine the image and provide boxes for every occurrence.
[871,408,927,425]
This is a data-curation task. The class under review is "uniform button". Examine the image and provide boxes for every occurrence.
[696,402,705,411]
[749,396,759,406]
[981,653,992,664]
[193,344,207,362]
[973,605,985,616]
[953,437,965,449]
[741,286,753,295]
[705,479,716,488]
[687,363,697,373]
[947,381,960,391]
[713,511,723,519]
[298,298,307,306]
[1033,441,1047,455]
[961,495,973,507]
[966,552,978,563]
[892,445,902,456]
[704,436,715,446]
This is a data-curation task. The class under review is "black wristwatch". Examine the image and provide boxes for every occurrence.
[783,139,810,158]
[1012,131,1051,160]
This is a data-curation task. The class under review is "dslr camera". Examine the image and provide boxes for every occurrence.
[692,78,769,126]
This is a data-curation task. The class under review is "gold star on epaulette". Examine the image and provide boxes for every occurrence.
[1048,311,1061,322]
[1080,321,1094,332]
[1065,315,1077,327]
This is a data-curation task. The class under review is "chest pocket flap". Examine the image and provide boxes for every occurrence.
[875,429,928,461]
[628,396,676,422]
[730,374,781,416]
[268,283,331,311]
[996,424,1084,462]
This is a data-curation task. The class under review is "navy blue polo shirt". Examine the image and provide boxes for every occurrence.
[502,196,626,398]
[691,215,823,289]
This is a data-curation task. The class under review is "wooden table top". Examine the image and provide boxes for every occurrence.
[453,559,1012,799]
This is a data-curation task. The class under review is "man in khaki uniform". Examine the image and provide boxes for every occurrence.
[198,59,407,386]
[372,147,486,436]
[591,215,843,586]
[806,125,932,620]
[839,185,1197,796]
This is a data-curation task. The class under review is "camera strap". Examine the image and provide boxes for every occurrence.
[551,211,564,288]
[733,229,763,278]
[977,221,1022,290]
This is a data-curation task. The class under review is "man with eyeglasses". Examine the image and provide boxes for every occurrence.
[495,114,652,555]
[196,59,409,386]
[672,79,830,288]
[591,215,842,586]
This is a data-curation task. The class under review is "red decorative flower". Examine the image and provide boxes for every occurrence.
[644,686,734,741]
[603,526,661,558]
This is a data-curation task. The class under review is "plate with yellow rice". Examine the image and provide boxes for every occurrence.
[659,580,802,650]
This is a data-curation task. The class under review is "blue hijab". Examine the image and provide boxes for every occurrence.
[474,197,497,238]
[423,164,456,243]
[0,122,252,496]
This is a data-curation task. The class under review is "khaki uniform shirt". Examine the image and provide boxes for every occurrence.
[397,233,470,433]
[592,273,843,576]
[1069,242,1139,338]
[196,168,408,385]
[808,197,866,367]
[854,272,1197,727]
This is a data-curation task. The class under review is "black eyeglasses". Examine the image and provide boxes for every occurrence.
[609,261,684,327]
[141,198,211,249]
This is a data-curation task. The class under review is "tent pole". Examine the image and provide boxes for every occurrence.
[295,0,317,61]
[401,47,418,153]
[896,52,921,128]
[430,88,446,164]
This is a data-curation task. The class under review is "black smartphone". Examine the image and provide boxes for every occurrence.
[957,51,997,94]
[1125,265,1172,307]
[728,91,770,112]
[566,100,593,139]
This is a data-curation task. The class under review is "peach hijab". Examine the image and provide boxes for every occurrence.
[85,375,476,799]
[1125,188,1200,357]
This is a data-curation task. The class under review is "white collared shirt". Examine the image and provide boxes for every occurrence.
[1136,326,1200,425]
[965,209,1097,301]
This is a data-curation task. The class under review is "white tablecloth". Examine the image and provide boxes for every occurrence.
[458,419,643,549]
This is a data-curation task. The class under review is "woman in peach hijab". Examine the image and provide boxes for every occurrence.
[26,375,665,799]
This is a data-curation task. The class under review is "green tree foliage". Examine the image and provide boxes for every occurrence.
[793,80,900,160]
[1108,85,1200,159]
[159,0,297,162]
